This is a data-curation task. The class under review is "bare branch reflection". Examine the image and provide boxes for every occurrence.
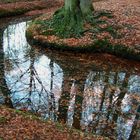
[0,21,140,140]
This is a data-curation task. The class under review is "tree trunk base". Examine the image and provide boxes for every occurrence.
[44,7,90,38]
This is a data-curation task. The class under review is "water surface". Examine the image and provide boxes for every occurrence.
[0,20,140,140]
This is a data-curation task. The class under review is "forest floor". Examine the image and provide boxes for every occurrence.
[0,0,63,17]
[0,106,107,140]
[25,0,140,60]
[0,0,139,51]
[94,0,140,52]
[0,0,140,139]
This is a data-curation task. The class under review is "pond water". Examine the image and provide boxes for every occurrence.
[0,20,140,140]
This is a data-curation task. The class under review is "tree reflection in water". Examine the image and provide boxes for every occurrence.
[0,28,13,107]
[0,21,140,140]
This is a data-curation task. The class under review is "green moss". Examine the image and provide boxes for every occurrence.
[0,105,110,139]
[27,30,140,61]
[93,10,114,19]
[33,9,116,40]
[39,7,84,38]
[33,9,114,38]
[14,109,39,120]
[26,9,140,61]
[55,122,65,130]
[26,29,34,39]
[0,116,7,123]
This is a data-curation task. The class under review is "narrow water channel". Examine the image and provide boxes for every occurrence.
[0,20,140,140]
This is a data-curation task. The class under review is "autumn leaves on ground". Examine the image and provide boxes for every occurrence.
[26,0,140,60]
[0,0,63,17]
[0,106,108,140]
[0,0,140,140]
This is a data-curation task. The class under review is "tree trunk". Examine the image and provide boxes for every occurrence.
[0,29,13,108]
[65,0,93,16]
[48,0,94,38]
[80,0,93,16]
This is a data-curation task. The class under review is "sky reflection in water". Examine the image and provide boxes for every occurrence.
[0,21,140,140]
